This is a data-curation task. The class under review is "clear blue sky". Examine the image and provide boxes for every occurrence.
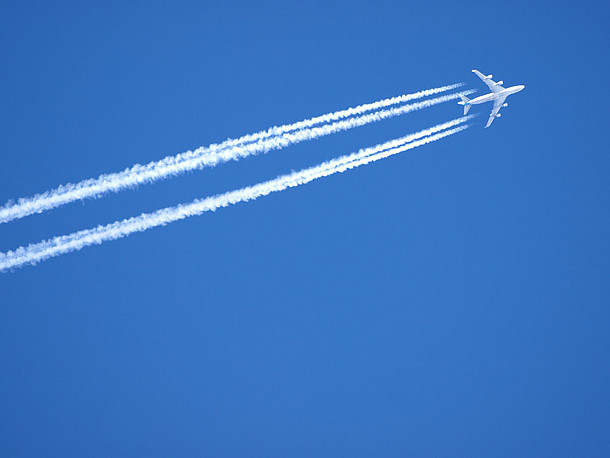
[1,0,609,455]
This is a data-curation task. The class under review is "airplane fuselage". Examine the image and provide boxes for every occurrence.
[468,85,525,105]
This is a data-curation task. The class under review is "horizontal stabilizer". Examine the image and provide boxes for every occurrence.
[457,94,471,115]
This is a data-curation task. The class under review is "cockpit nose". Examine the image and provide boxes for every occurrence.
[516,85,525,92]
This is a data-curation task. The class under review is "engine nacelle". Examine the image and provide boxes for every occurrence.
[485,74,493,79]
[494,80,504,86]
[496,113,502,118]
[502,103,508,107]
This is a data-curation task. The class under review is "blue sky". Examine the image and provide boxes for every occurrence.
[1,0,609,455]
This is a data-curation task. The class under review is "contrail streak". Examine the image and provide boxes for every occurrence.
[0,85,470,225]
[0,116,472,272]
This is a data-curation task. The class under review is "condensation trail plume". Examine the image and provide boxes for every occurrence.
[0,116,472,272]
[228,83,464,144]
[0,85,469,225]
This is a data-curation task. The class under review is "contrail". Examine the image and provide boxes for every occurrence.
[224,83,464,144]
[0,116,472,272]
[0,85,470,225]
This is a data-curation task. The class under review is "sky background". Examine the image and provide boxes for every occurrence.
[1,0,609,455]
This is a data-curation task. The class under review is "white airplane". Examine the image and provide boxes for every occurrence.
[458,69,525,128]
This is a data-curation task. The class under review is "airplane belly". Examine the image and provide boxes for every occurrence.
[471,94,494,104]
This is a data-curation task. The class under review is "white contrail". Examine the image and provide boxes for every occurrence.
[0,85,470,225]
[221,83,464,145]
[0,116,472,272]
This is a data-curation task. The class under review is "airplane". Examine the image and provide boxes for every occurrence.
[458,69,525,128]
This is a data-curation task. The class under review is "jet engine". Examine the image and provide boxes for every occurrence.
[494,80,504,85]
[502,103,508,107]
[496,113,502,118]
[485,74,493,79]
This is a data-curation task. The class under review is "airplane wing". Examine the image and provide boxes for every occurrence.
[472,69,505,93]
[485,94,508,128]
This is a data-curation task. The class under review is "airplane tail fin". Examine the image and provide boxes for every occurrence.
[457,94,471,115]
